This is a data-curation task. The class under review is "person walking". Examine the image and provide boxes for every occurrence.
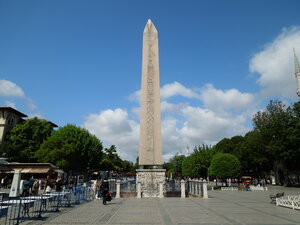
[100,179,109,205]
[44,175,52,193]
[55,176,63,192]
[21,175,31,197]
[93,178,102,199]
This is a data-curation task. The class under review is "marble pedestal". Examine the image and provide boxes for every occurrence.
[136,169,165,197]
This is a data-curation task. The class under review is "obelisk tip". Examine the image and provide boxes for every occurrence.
[144,19,157,33]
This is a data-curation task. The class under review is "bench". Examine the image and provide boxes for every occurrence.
[270,192,284,204]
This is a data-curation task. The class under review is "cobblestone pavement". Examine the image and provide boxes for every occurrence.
[23,186,300,225]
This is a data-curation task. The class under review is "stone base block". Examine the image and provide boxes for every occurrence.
[136,169,165,197]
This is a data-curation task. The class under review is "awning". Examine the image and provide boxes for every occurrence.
[5,168,49,173]
[21,168,32,173]
[29,168,51,173]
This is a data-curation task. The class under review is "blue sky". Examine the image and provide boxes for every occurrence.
[1,0,300,161]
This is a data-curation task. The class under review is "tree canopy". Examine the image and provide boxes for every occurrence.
[182,145,214,178]
[252,100,300,185]
[209,153,241,179]
[99,145,134,172]
[165,154,185,177]
[0,117,54,162]
[35,124,103,171]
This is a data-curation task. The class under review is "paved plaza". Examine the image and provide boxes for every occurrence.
[24,186,300,225]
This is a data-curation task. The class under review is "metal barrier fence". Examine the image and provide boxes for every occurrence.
[120,180,136,194]
[0,186,94,225]
[165,180,181,192]
[164,179,187,197]
[108,179,116,196]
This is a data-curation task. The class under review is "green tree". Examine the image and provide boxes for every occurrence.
[35,124,103,171]
[237,131,270,177]
[214,136,244,160]
[182,155,199,177]
[0,118,54,162]
[167,154,185,177]
[182,145,214,178]
[100,145,135,173]
[284,102,300,171]
[209,153,241,185]
[252,100,292,185]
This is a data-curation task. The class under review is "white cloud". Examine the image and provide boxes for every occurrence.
[200,84,256,112]
[0,80,25,97]
[179,106,249,146]
[161,101,189,115]
[161,81,199,99]
[4,101,16,108]
[128,81,198,103]
[161,118,183,161]
[26,98,37,110]
[87,81,258,162]
[0,79,38,111]
[83,108,140,161]
[83,103,252,162]
[128,90,140,102]
[250,26,300,99]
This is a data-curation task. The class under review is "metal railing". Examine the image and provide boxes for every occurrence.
[0,186,95,225]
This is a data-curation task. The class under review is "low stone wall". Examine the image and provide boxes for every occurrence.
[187,179,208,198]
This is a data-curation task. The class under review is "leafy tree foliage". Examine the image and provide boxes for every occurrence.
[100,145,135,173]
[166,154,185,177]
[252,100,294,185]
[35,124,103,171]
[182,145,214,178]
[0,118,54,162]
[214,136,244,157]
[209,153,241,180]
[237,131,271,177]
[213,133,270,178]
[285,101,300,168]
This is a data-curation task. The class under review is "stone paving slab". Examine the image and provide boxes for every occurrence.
[22,186,300,225]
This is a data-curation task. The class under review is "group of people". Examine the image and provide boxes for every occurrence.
[21,175,64,196]
[19,174,111,205]
[93,178,110,205]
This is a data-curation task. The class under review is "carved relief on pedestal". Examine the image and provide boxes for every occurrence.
[136,169,165,197]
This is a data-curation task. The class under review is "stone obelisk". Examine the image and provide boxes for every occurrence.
[136,19,165,197]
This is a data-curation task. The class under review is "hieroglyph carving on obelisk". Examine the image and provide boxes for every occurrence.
[139,19,163,166]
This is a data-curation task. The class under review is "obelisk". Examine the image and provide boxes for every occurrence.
[136,19,165,197]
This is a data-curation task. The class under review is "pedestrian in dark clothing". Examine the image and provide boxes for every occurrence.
[100,179,109,205]
[55,177,63,192]
[22,175,31,197]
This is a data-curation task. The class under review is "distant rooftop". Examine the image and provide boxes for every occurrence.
[37,118,58,128]
[0,106,58,127]
[0,106,28,117]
